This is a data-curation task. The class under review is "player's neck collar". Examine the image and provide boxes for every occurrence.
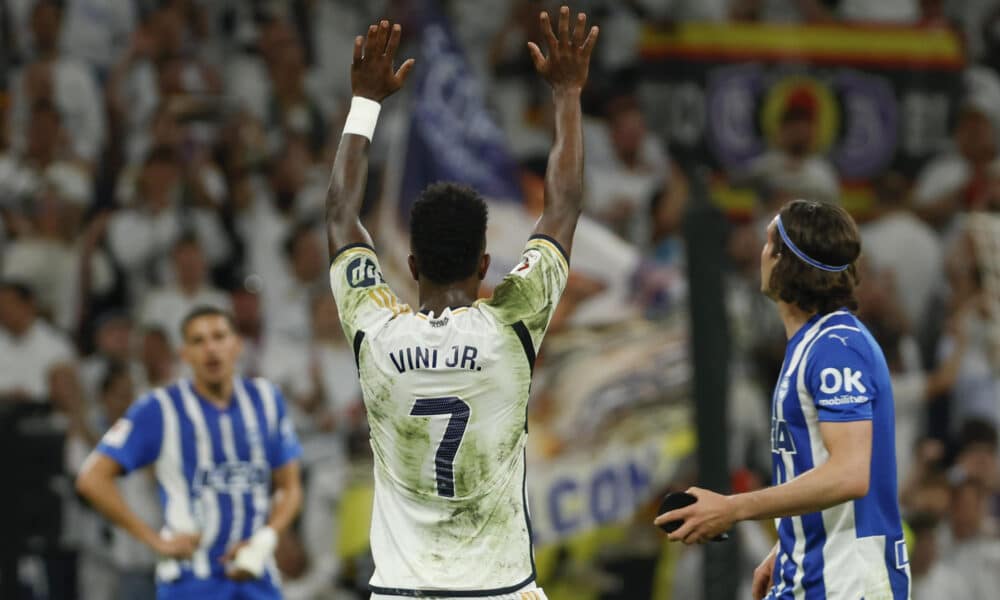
[187,378,236,410]
[418,304,468,316]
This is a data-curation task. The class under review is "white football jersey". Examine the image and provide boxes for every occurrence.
[329,235,569,597]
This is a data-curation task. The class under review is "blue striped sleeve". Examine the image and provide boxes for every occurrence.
[96,394,163,473]
[267,384,303,468]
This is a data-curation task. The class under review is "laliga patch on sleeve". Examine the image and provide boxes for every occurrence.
[511,249,542,277]
[346,256,384,288]
[103,419,133,448]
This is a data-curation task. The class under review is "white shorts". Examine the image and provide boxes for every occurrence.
[370,583,547,600]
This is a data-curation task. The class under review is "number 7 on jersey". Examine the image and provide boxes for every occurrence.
[409,397,471,498]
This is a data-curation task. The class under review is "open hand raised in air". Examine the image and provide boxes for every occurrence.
[527,6,599,93]
[352,20,415,102]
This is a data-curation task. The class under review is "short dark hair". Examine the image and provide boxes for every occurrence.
[29,99,61,130]
[0,280,35,304]
[866,316,902,370]
[34,0,64,14]
[958,419,999,452]
[180,305,237,340]
[410,182,488,284]
[769,200,862,315]
[100,361,131,395]
[143,145,178,170]
[172,231,200,253]
[906,512,941,536]
[142,325,170,341]
[951,472,990,495]
[873,171,909,209]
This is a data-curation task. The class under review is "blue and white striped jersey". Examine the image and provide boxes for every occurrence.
[768,310,911,599]
[96,377,302,585]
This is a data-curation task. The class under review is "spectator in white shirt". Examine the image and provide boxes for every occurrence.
[862,301,966,484]
[7,0,106,166]
[107,147,230,301]
[901,449,953,520]
[262,222,326,343]
[59,0,138,75]
[0,281,77,403]
[138,234,231,349]
[121,99,185,169]
[105,5,222,161]
[262,290,363,439]
[913,101,998,231]
[742,86,840,207]
[231,283,266,378]
[938,474,1000,599]
[861,172,945,332]
[134,326,177,394]
[951,420,1000,492]
[584,95,686,248]
[263,21,327,153]
[936,232,1000,429]
[78,312,139,406]
[0,99,65,209]
[2,164,114,332]
[226,18,326,153]
[6,0,35,63]
[910,513,974,599]
[232,172,295,297]
[261,291,362,598]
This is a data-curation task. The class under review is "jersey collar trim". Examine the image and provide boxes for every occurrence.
[330,242,376,265]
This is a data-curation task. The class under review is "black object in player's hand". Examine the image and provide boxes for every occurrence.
[657,492,731,541]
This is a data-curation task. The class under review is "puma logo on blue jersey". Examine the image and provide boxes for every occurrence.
[828,333,850,346]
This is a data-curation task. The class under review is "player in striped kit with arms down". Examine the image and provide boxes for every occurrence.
[77,306,303,599]
[656,200,911,599]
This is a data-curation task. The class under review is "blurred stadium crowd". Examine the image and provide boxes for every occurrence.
[2,0,1000,599]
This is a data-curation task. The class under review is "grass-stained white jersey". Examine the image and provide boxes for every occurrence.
[329,235,569,597]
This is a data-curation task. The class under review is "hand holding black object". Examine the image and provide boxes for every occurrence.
[656,492,731,542]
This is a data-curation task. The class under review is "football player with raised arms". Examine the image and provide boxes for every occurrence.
[325,7,597,599]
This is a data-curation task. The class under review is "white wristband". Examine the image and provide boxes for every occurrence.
[342,96,381,141]
[230,526,278,578]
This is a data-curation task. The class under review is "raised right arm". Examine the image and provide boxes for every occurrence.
[326,133,373,255]
[326,20,414,257]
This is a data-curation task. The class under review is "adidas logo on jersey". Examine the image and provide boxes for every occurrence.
[347,256,383,288]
